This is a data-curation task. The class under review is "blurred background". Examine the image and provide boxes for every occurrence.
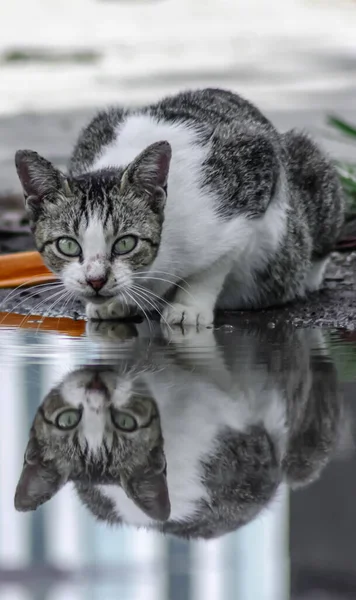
[0,0,355,192]
[1,1,356,599]
[0,0,356,114]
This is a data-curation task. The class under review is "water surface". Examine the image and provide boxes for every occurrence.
[0,321,355,600]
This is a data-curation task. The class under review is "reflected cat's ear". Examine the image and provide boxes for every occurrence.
[122,469,170,522]
[14,445,67,512]
[15,149,71,216]
[120,141,171,211]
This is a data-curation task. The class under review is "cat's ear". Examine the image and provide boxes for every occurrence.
[122,447,170,521]
[15,149,71,215]
[122,470,170,521]
[121,141,171,211]
[14,440,67,512]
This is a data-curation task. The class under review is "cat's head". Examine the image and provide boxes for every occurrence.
[14,141,171,305]
[14,367,170,521]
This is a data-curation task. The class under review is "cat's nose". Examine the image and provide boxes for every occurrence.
[86,277,108,292]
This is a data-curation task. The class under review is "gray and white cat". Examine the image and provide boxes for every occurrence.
[15,88,345,326]
[15,326,344,539]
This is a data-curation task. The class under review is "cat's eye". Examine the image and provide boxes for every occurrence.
[56,237,81,257]
[112,235,137,256]
[55,409,82,430]
[110,408,138,432]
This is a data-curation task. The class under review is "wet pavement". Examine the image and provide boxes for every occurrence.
[0,321,355,600]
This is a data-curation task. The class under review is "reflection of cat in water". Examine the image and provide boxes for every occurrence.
[15,326,344,539]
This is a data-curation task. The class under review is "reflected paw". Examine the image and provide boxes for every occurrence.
[86,319,138,340]
[161,322,215,345]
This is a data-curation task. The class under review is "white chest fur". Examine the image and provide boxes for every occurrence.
[92,112,287,305]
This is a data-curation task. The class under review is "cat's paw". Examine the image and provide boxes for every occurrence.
[86,299,133,321]
[161,303,214,328]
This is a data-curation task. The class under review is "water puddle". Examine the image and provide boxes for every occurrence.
[0,321,355,599]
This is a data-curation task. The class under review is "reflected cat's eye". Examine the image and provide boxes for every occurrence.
[56,237,81,257]
[112,235,137,256]
[110,408,138,432]
[55,408,82,430]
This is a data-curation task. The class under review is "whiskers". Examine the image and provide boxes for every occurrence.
[130,284,174,333]
[116,284,173,335]
[132,270,195,309]
[122,288,154,333]
[107,268,196,333]
[18,286,72,331]
[133,269,192,297]
[0,281,62,321]
[0,279,77,332]
[0,266,195,335]
[0,280,58,310]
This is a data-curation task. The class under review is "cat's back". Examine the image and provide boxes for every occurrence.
[69,88,274,175]
[147,88,273,132]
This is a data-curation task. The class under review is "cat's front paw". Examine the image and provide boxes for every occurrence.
[162,303,214,328]
[86,299,133,321]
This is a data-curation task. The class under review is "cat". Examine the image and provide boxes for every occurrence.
[15,88,345,327]
[15,325,345,539]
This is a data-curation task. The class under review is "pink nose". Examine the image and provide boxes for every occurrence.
[87,277,107,292]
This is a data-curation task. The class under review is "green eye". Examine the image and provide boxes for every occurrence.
[111,409,138,432]
[113,235,137,256]
[55,409,82,430]
[56,237,81,257]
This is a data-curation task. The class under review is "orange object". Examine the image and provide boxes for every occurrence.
[0,251,57,288]
[0,311,86,336]
[0,251,85,336]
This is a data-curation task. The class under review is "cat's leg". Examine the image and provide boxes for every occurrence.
[304,257,329,293]
[162,258,232,327]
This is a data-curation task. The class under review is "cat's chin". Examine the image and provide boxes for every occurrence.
[82,295,115,305]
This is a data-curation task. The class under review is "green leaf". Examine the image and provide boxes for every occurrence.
[327,115,356,211]
[328,115,356,139]
[324,331,356,382]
